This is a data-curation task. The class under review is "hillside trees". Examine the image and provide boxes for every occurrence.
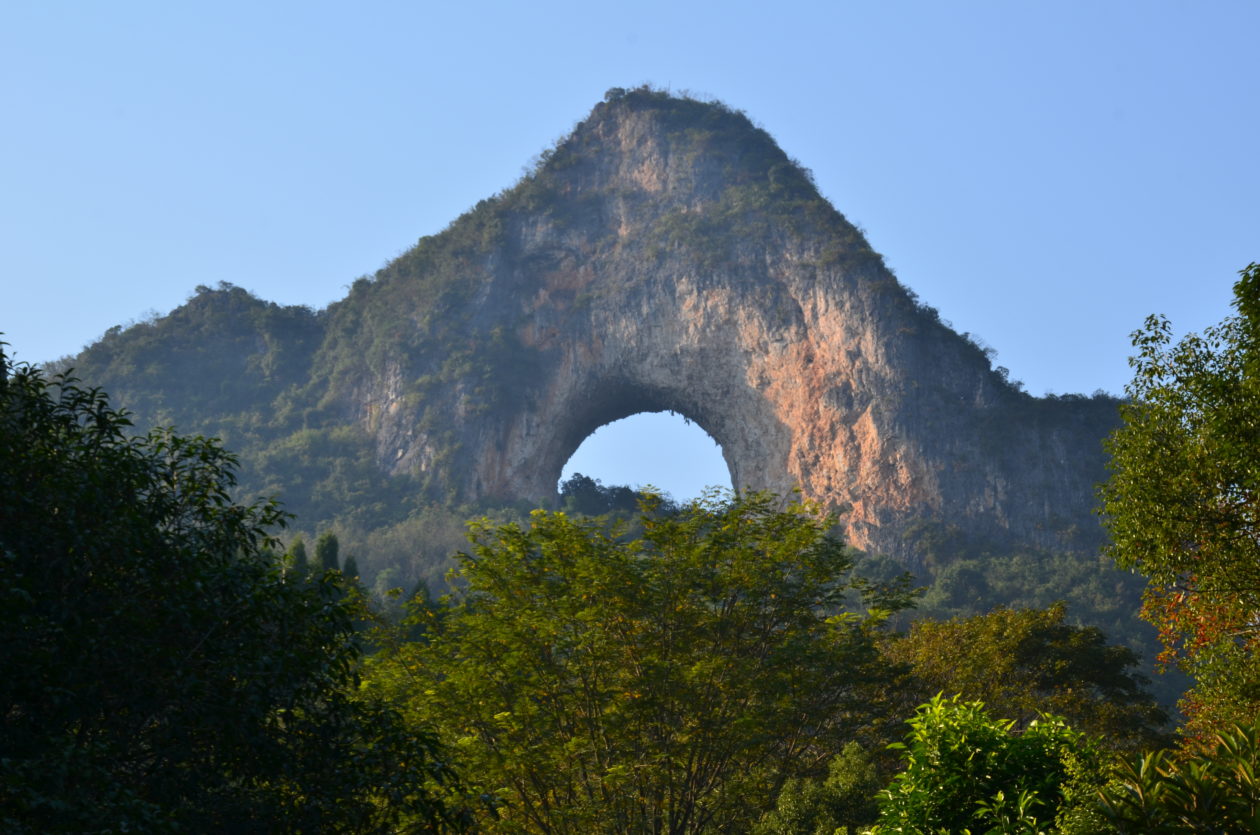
[1101,262,1260,737]
[0,350,458,833]
[558,471,643,516]
[367,491,915,833]
[883,605,1169,751]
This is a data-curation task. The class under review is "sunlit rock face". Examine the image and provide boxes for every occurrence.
[333,89,1119,561]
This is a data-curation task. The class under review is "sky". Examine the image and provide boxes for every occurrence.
[3,1,1257,500]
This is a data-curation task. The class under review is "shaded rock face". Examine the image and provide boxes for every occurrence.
[328,90,1119,560]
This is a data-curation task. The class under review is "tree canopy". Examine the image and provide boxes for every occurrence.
[367,491,914,833]
[1101,262,1260,737]
[0,350,458,833]
[883,604,1169,751]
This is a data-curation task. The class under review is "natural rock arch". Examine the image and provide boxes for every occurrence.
[70,89,1120,563]
[324,91,1120,561]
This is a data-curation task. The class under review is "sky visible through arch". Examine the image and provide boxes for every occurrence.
[560,413,732,501]
[3,1,1257,501]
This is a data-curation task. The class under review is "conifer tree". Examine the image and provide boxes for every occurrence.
[341,554,360,581]
[285,535,309,578]
[315,531,340,573]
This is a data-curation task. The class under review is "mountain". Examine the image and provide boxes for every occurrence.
[61,86,1121,567]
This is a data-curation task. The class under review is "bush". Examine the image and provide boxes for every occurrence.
[1097,721,1260,832]
[871,695,1106,834]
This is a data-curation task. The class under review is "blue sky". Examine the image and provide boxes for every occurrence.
[3,1,1256,499]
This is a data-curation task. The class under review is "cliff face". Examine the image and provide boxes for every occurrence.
[312,89,1117,559]
[69,89,1120,561]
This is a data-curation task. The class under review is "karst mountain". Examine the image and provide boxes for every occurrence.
[61,87,1120,564]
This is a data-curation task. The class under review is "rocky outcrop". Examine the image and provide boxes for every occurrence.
[315,88,1119,560]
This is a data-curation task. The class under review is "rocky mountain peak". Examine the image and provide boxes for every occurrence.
[64,89,1121,562]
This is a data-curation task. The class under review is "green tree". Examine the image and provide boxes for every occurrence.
[753,742,883,835]
[342,553,361,581]
[316,530,341,572]
[285,534,310,578]
[1100,262,1260,738]
[871,696,1109,835]
[368,491,913,833]
[0,351,459,833]
[558,472,643,516]
[883,605,1169,751]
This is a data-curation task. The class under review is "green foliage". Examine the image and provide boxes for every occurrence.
[316,530,341,572]
[884,605,1169,751]
[0,352,459,833]
[882,522,1180,711]
[285,534,309,578]
[1097,720,1260,832]
[558,471,648,516]
[754,742,884,835]
[898,525,1146,647]
[871,696,1106,835]
[342,553,361,581]
[1101,263,1260,737]
[367,491,912,833]
[56,282,323,439]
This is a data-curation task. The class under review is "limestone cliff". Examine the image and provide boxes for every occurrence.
[67,88,1120,562]
[309,88,1118,560]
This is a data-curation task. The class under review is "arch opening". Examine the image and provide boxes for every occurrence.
[557,411,733,504]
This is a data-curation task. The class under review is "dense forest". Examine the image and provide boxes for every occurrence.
[4,262,1259,831]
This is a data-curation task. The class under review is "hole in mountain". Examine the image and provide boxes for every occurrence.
[558,411,732,505]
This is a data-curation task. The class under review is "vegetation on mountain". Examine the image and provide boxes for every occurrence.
[883,605,1169,752]
[1101,262,1260,739]
[558,471,644,516]
[847,525,1176,711]
[0,350,458,833]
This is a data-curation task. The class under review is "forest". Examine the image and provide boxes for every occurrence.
[2,264,1258,833]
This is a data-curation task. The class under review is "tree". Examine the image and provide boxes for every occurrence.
[367,491,914,833]
[870,696,1109,835]
[1100,262,1260,737]
[285,534,310,578]
[752,742,883,835]
[342,553,361,581]
[316,529,341,572]
[882,605,1169,751]
[0,350,459,833]
[558,471,643,516]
